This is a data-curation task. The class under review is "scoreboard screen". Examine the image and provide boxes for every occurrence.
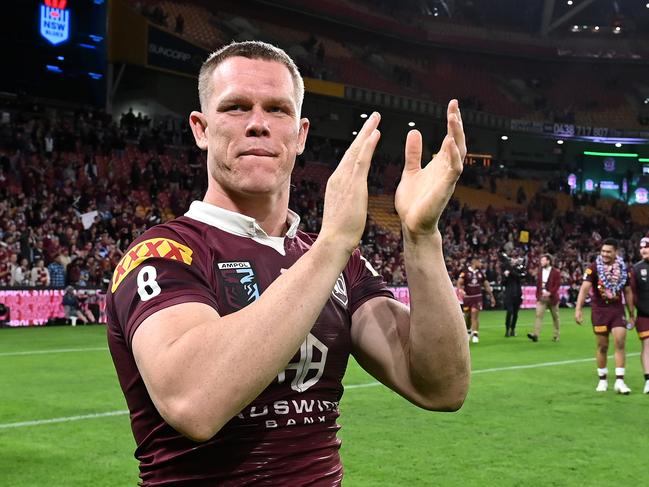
[571,151,649,204]
[2,0,107,106]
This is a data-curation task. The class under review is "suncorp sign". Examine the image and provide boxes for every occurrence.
[149,43,191,62]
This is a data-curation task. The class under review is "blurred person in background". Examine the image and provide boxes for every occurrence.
[576,239,634,394]
[630,237,649,394]
[30,258,50,287]
[47,254,66,288]
[501,252,526,337]
[457,256,495,343]
[528,254,561,342]
[62,286,94,324]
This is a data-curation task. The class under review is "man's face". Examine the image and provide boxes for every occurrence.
[640,245,649,260]
[191,57,309,200]
[600,244,616,264]
[540,256,549,268]
[472,259,481,269]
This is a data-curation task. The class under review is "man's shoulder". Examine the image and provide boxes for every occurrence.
[633,260,649,270]
[122,217,212,258]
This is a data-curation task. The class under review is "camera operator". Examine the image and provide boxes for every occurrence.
[501,252,526,337]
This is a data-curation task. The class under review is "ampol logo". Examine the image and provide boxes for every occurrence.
[40,0,70,46]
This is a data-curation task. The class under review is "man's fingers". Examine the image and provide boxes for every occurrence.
[404,129,422,174]
[447,100,467,160]
[344,112,381,163]
[353,129,381,180]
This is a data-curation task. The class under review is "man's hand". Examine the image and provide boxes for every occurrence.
[628,315,636,329]
[395,100,466,237]
[319,112,381,253]
[490,295,496,308]
[457,287,465,301]
[575,309,583,325]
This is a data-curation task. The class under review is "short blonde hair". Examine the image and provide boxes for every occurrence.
[198,41,304,113]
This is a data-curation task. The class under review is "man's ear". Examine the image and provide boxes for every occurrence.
[189,111,209,150]
[296,117,310,155]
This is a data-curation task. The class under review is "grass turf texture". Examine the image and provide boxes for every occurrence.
[0,309,646,486]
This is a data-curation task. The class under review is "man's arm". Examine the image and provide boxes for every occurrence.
[548,269,561,294]
[624,285,635,326]
[351,100,470,411]
[483,280,496,307]
[456,275,465,301]
[131,113,383,442]
[574,280,592,325]
[351,233,469,411]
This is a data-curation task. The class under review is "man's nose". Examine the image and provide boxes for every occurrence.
[245,107,270,137]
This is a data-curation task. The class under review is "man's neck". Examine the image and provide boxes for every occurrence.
[203,185,290,237]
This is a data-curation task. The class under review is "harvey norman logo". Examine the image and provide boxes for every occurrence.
[40,0,70,46]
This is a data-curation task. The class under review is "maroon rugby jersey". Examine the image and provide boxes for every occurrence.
[583,262,628,309]
[459,267,485,299]
[106,201,393,486]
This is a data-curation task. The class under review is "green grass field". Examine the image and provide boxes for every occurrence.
[1,309,647,486]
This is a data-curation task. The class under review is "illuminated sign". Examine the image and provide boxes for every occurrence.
[603,157,616,172]
[584,179,594,191]
[636,188,648,204]
[599,180,619,190]
[40,0,70,46]
[567,173,577,189]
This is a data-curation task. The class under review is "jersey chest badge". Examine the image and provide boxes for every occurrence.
[216,261,261,310]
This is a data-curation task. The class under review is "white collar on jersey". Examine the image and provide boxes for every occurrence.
[184,200,301,256]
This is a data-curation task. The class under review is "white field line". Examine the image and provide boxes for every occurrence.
[0,347,108,357]
[1,352,639,430]
[0,410,129,429]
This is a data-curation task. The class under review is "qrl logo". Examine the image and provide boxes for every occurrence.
[40,0,70,46]
[277,334,329,393]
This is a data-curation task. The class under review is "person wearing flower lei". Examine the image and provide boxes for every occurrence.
[575,238,635,394]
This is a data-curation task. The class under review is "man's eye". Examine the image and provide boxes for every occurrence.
[268,106,285,113]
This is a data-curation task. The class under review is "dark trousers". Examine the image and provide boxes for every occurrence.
[504,297,522,332]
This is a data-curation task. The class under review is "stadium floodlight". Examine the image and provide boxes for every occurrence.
[557,140,564,145]
[360,113,368,119]
[408,121,416,127]
[352,131,358,135]
[594,26,600,31]
[571,25,579,32]
[567,0,573,5]
[615,143,622,148]
[501,135,508,141]
[614,26,621,33]
[583,151,638,158]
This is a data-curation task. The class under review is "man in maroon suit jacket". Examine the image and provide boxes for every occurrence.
[528,253,561,342]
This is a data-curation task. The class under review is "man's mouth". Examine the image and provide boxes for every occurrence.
[240,149,276,157]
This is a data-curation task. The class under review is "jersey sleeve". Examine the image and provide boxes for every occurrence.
[583,263,596,283]
[345,249,394,315]
[108,235,218,348]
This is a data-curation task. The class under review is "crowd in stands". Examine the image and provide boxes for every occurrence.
[0,102,205,289]
[0,102,646,311]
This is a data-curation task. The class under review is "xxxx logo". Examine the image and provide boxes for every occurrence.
[111,238,193,292]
